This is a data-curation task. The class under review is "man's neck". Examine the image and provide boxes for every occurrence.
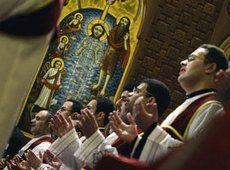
[34,132,50,138]
[183,80,215,95]
[186,89,216,99]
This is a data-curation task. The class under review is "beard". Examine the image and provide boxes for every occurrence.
[115,24,127,42]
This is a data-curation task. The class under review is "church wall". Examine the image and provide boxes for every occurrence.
[126,0,230,120]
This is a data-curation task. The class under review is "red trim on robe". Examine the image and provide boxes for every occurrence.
[162,93,218,141]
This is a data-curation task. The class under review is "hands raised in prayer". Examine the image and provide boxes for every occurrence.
[50,114,75,137]
[132,96,158,132]
[76,108,98,138]
[24,149,42,169]
[43,150,62,169]
[6,154,31,170]
[0,155,9,169]
[109,95,159,143]
[215,69,230,108]
[109,111,137,144]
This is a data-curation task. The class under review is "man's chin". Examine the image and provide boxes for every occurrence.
[30,127,35,133]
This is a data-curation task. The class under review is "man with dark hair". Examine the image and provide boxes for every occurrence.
[44,84,138,169]
[82,97,114,134]
[99,44,229,165]
[66,99,83,114]
[95,97,115,127]
[109,79,172,161]
[54,99,83,138]
[68,79,170,169]
[0,110,54,169]
[128,79,170,118]
[115,83,140,124]
[95,56,230,170]
[44,97,114,169]
[200,44,228,71]
[56,99,83,120]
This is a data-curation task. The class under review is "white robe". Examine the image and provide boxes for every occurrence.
[4,134,53,170]
[131,92,223,163]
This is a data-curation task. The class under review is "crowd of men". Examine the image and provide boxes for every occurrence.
[1,43,230,170]
[1,1,230,170]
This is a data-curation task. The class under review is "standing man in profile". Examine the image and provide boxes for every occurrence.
[92,16,131,96]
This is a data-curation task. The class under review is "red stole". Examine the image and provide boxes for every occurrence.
[26,136,54,151]
[19,136,54,159]
[162,93,218,141]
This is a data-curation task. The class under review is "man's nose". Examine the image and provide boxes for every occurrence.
[116,98,122,106]
[180,59,187,66]
[56,109,61,115]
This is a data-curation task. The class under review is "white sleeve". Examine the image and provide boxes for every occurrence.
[32,142,52,157]
[186,102,223,140]
[74,130,118,169]
[138,126,182,163]
[35,163,75,170]
[35,163,56,170]
[135,103,223,163]
[48,129,82,169]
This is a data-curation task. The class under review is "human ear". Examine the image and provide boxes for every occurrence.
[205,63,217,74]
[146,97,156,107]
[96,112,105,121]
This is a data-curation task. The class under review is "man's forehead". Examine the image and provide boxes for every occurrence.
[138,83,147,90]
[36,110,48,118]
[121,90,129,97]
[191,47,208,57]
[63,101,73,108]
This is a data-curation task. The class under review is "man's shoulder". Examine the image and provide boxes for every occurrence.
[30,135,54,147]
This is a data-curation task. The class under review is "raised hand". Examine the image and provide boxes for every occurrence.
[109,111,137,144]
[6,155,25,170]
[76,108,98,138]
[0,155,9,168]
[43,150,62,169]
[15,160,31,170]
[132,96,158,131]
[6,159,17,170]
[50,114,74,137]
[215,69,230,108]
[24,149,42,169]
[6,158,31,170]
